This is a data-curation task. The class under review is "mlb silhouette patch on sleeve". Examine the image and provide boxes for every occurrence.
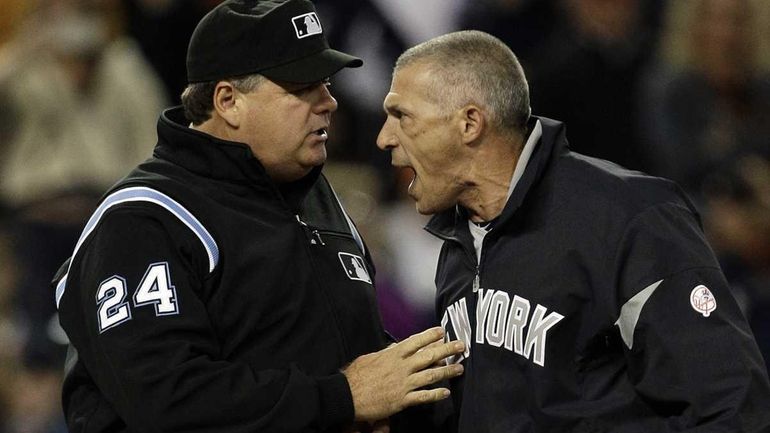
[338,252,372,284]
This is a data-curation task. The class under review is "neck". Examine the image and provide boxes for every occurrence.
[192,117,231,141]
[459,133,523,222]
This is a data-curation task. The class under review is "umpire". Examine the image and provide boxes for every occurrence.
[54,1,464,432]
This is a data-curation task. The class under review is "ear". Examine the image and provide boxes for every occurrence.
[212,81,240,128]
[459,105,484,146]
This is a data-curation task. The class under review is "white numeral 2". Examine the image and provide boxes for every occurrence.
[96,276,131,333]
[96,262,178,332]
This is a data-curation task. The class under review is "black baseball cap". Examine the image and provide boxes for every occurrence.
[186,0,362,84]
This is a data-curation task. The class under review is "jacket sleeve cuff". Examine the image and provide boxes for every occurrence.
[317,372,355,429]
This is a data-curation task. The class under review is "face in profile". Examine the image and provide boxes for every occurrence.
[235,78,338,183]
[377,63,469,215]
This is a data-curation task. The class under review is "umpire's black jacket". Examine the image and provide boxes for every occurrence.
[428,117,770,432]
[55,107,388,432]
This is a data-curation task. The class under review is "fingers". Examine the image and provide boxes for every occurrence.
[420,338,451,367]
[403,387,451,408]
[395,327,466,368]
[411,339,465,370]
[395,327,445,357]
[345,329,466,422]
[409,363,464,388]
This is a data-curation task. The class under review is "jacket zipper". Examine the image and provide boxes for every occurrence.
[295,215,325,245]
[296,216,361,248]
[473,231,493,293]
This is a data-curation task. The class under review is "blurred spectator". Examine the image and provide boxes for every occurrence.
[0,0,167,361]
[528,0,665,173]
[641,0,770,370]
[0,1,167,430]
[642,0,770,200]
[702,155,770,370]
[3,368,67,433]
[0,218,22,430]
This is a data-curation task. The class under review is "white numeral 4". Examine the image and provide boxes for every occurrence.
[134,262,178,315]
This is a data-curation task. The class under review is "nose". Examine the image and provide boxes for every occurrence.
[313,83,338,114]
[376,116,398,151]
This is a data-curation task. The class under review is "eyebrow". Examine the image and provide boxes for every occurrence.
[383,98,402,115]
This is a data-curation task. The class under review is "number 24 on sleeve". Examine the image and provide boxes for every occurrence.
[96,262,179,333]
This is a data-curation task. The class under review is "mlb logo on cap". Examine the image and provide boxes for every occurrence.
[292,12,322,39]
[186,0,361,84]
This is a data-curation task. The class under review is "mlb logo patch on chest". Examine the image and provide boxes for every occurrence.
[338,252,371,284]
[292,12,322,39]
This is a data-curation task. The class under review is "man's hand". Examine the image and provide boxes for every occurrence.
[342,327,465,422]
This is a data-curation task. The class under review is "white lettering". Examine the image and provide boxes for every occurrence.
[504,295,531,355]
[442,290,564,367]
[523,305,564,367]
[476,289,494,344]
[485,291,510,347]
[448,298,472,360]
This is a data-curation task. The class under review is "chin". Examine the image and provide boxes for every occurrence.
[414,204,432,215]
[414,200,443,216]
[306,149,327,167]
[415,193,459,215]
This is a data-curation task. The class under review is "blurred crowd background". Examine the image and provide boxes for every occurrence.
[0,0,769,430]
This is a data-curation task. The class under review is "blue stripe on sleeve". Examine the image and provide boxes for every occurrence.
[55,186,218,308]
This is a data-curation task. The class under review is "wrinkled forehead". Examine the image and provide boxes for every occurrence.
[392,61,435,89]
[386,64,438,106]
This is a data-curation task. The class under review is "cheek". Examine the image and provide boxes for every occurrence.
[417,149,452,179]
[245,107,271,133]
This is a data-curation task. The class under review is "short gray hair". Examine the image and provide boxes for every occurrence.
[181,74,265,125]
[395,30,530,135]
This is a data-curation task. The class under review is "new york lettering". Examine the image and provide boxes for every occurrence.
[442,289,564,367]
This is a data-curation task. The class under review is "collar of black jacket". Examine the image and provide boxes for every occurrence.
[154,106,322,211]
[425,116,567,239]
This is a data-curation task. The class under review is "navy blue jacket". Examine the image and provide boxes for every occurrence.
[428,117,770,432]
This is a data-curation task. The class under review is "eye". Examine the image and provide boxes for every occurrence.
[383,104,406,121]
[294,84,315,94]
[287,79,328,95]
